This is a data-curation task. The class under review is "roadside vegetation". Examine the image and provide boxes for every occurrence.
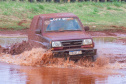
[0,1,126,31]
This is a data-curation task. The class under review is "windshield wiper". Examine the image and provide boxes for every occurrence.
[64,29,82,31]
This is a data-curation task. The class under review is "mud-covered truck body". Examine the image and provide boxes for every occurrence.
[28,13,97,60]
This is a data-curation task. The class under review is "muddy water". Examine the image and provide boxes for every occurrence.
[0,37,28,48]
[94,37,126,63]
[0,36,126,84]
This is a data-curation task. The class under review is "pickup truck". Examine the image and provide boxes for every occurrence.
[28,13,97,61]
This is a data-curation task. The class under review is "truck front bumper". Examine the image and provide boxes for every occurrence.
[52,48,97,58]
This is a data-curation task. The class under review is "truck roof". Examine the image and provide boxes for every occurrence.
[37,13,78,19]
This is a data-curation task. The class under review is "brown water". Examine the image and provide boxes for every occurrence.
[0,36,126,84]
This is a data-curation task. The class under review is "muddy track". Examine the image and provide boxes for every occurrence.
[0,29,126,37]
[0,29,28,35]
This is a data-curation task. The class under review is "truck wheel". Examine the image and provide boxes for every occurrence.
[71,59,79,62]
[69,57,80,62]
[92,55,98,62]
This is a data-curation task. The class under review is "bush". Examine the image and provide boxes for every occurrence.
[114,2,122,7]
[38,5,44,10]
[107,6,112,10]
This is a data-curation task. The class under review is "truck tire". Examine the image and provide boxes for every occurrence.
[92,55,98,62]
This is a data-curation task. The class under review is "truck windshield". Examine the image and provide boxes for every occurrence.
[45,18,82,32]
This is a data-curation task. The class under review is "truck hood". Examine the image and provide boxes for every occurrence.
[44,31,91,41]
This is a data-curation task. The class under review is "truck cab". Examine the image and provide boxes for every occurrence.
[28,13,97,61]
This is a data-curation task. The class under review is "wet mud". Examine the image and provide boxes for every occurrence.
[2,41,33,55]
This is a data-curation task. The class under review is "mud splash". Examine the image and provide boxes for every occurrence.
[0,47,123,75]
[0,48,51,66]
[0,36,126,75]
[0,47,75,67]
[0,41,110,68]
[2,41,32,55]
[0,47,108,67]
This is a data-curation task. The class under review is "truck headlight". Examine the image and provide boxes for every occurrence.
[52,41,62,47]
[82,39,92,45]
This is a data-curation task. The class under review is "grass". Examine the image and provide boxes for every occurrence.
[0,1,126,31]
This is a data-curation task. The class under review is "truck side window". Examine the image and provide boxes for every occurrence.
[37,18,42,30]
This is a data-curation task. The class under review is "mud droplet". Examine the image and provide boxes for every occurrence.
[95,57,109,67]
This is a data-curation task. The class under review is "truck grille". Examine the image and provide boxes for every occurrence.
[62,40,82,47]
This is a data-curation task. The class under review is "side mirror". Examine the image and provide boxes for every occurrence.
[84,26,90,31]
[35,29,41,34]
